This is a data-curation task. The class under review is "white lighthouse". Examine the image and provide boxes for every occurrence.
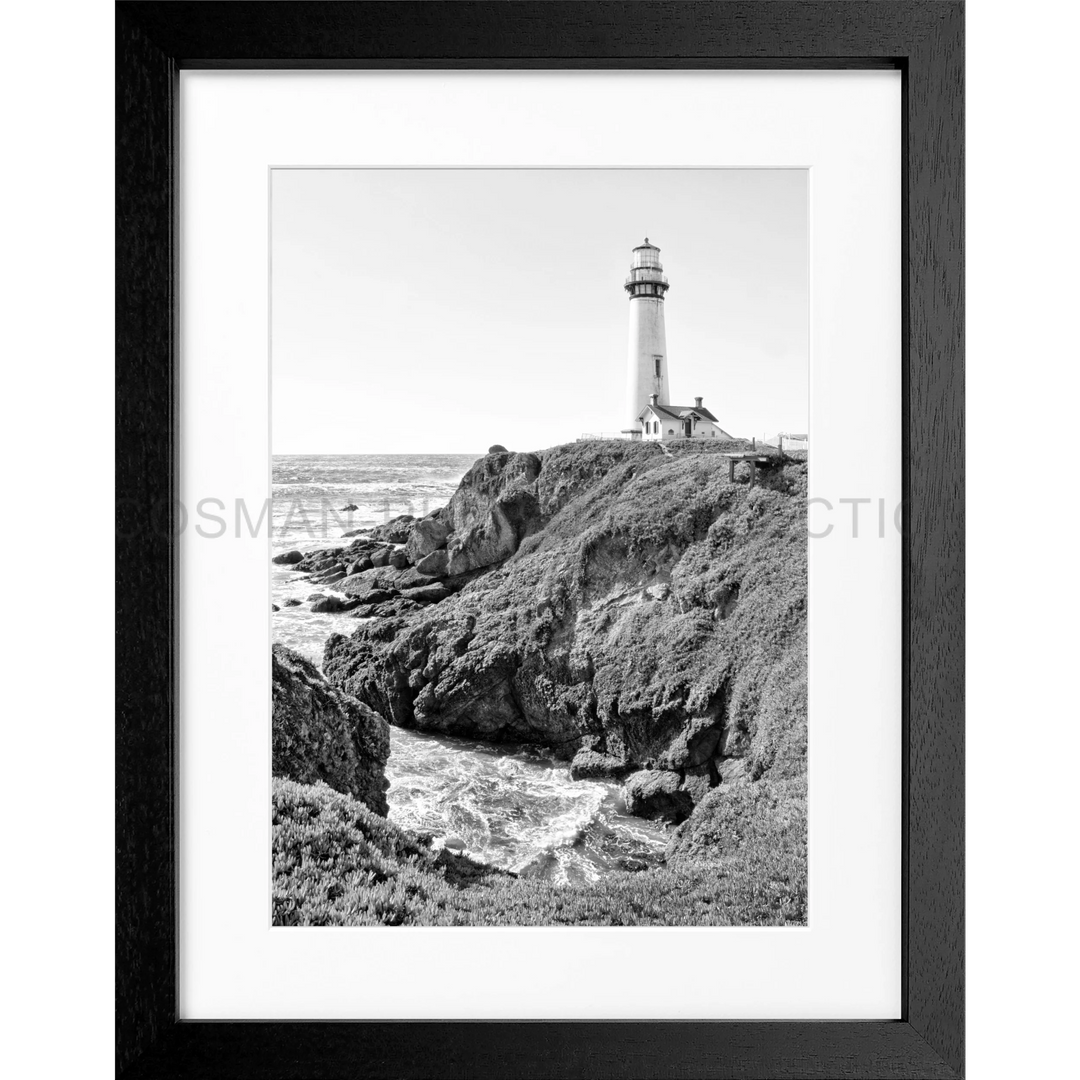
[623,239,670,433]
[619,238,734,444]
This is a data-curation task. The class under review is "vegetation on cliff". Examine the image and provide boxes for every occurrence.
[273,776,806,926]
[272,644,390,816]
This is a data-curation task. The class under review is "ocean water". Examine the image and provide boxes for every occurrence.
[271,454,670,884]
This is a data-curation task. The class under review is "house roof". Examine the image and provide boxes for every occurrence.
[639,402,720,423]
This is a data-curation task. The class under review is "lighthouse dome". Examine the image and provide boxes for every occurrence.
[630,239,663,271]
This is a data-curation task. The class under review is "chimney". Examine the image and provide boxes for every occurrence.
[694,396,703,408]
[649,393,659,406]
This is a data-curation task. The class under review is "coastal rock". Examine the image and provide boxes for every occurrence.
[311,595,363,613]
[369,515,415,544]
[415,549,450,577]
[360,598,426,618]
[273,550,304,565]
[622,770,694,824]
[340,503,359,512]
[334,585,394,608]
[388,549,411,570]
[405,511,451,562]
[395,568,438,591]
[658,717,724,771]
[401,582,452,604]
[284,598,302,607]
[310,563,346,583]
[271,644,390,815]
[488,444,508,454]
[719,721,750,759]
[272,604,280,612]
[346,557,373,575]
[370,548,391,568]
[322,441,807,820]
[339,567,379,588]
[569,748,632,780]
[443,451,543,574]
[679,764,719,805]
[340,572,398,598]
[293,539,385,576]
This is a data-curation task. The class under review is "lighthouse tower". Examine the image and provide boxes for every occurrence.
[622,239,670,434]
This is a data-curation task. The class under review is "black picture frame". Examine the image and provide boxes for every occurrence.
[116,2,963,1076]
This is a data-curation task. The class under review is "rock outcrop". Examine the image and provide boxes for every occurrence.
[272,644,390,815]
[270,450,559,616]
[622,769,695,823]
[569,747,632,781]
[309,594,363,613]
[415,549,449,577]
[322,440,806,820]
[442,451,544,575]
[369,515,415,544]
[405,510,452,564]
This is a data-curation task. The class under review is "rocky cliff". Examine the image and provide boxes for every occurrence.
[321,441,806,825]
[272,643,390,816]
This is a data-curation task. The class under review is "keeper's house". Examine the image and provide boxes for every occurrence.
[637,394,734,442]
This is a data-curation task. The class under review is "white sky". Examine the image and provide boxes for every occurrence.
[272,168,806,454]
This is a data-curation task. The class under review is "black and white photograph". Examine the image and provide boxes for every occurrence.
[105,19,971,1063]
[269,168,809,926]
